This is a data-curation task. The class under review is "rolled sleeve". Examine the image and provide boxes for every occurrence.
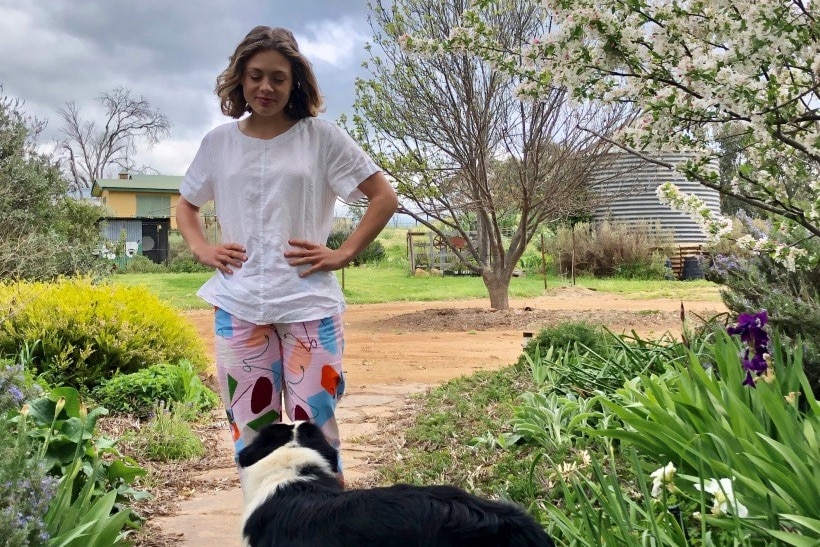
[180,133,215,207]
[323,124,380,201]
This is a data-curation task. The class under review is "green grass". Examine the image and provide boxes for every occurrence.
[111,272,211,310]
[112,266,722,310]
[380,365,548,495]
[122,402,206,461]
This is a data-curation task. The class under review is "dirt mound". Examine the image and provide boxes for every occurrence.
[379,306,676,333]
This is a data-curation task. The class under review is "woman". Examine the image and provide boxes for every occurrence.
[176,26,398,488]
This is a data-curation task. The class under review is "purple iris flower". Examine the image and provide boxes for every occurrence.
[727,311,770,387]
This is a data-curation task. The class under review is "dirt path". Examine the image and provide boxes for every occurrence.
[186,286,726,386]
[145,287,725,545]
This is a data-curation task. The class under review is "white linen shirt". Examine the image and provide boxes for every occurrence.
[180,117,380,324]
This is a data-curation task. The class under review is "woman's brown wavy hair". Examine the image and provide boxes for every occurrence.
[216,26,323,119]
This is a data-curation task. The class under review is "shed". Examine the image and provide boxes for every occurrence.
[92,172,182,264]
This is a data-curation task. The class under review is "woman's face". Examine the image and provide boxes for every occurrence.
[242,49,293,119]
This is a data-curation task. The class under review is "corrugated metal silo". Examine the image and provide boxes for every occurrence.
[592,152,722,244]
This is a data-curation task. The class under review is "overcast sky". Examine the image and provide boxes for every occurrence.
[0,0,377,177]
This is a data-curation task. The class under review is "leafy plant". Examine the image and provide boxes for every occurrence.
[45,459,134,547]
[0,410,56,546]
[1,385,144,546]
[37,395,137,547]
[594,331,819,542]
[511,391,606,451]
[518,321,609,369]
[93,360,218,419]
[23,387,147,503]
[541,450,691,545]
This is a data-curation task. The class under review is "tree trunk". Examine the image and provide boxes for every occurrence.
[482,270,511,310]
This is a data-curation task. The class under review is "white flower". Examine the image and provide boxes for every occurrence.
[695,478,749,517]
[650,462,677,498]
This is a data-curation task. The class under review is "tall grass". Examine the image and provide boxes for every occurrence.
[548,220,675,278]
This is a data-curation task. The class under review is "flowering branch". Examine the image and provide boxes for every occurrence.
[403,0,820,266]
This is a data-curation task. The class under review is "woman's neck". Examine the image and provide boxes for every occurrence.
[239,113,298,140]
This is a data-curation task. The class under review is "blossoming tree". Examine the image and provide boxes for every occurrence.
[405,0,819,270]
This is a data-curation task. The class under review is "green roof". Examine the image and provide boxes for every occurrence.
[92,174,182,197]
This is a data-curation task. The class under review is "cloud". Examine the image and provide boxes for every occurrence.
[297,18,370,67]
[0,1,376,177]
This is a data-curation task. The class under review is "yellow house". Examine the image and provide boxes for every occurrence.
[91,173,183,264]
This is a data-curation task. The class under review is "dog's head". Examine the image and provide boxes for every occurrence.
[237,421,339,474]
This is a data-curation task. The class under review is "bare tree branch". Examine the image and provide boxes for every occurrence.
[58,86,170,191]
[348,0,632,308]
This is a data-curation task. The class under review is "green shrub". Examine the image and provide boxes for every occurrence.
[518,247,549,274]
[126,401,205,461]
[118,254,167,273]
[327,228,386,265]
[167,256,211,273]
[93,361,218,419]
[0,277,207,392]
[518,321,609,368]
[326,229,349,251]
[0,94,109,283]
[612,253,671,280]
[166,233,212,273]
[353,239,386,265]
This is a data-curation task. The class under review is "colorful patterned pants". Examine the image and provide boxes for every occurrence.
[213,308,346,469]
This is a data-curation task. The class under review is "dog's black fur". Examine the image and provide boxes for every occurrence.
[237,421,555,547]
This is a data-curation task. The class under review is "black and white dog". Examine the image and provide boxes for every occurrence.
[237,421,555,547]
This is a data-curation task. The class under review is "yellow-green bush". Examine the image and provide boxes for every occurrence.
[0,277,206,391]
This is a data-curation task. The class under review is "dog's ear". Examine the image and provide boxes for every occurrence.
[237,423,295,468]
[295,422,339,473]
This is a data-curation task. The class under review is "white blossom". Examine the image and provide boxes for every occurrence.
[408,0,820,265]
[695,477,749,518]
[649,462,677,498]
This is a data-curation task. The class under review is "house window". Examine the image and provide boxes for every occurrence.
[136,195,171,218]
